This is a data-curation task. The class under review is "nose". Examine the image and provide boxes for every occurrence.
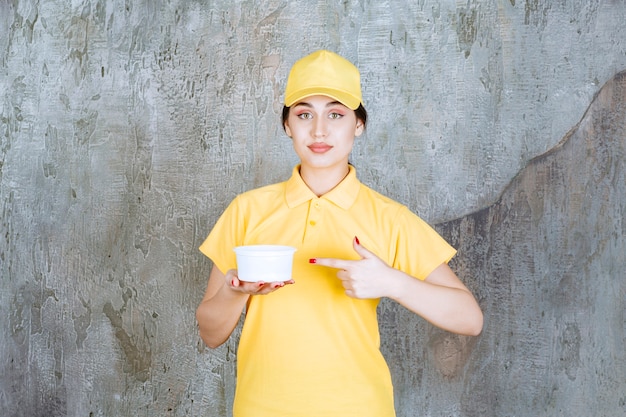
[312,116,328,139]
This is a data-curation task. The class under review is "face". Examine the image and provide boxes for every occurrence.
[284,95,364,172]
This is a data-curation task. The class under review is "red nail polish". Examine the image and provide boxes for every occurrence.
[355,236,360,245]
[309,258,316,264]
[231,279,235,286]
[258,282,265,287]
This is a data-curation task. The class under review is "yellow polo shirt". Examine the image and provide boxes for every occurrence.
[199,165,456,417]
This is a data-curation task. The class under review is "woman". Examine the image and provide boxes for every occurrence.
[196,50,483,417]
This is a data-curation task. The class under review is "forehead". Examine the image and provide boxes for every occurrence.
[291,95,348,108]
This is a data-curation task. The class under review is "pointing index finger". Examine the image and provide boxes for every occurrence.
[309,257,351,269]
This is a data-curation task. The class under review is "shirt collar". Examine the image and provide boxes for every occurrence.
[285,165,361,210]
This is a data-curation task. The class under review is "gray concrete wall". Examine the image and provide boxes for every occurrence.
[1,1,625,416]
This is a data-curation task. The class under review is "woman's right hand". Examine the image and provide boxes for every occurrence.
[197,265,295,348]
[225,269,295,295]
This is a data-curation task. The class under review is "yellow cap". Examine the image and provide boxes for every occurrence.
[284,50,362,110]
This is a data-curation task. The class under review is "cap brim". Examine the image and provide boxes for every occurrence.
[285,88,361,110]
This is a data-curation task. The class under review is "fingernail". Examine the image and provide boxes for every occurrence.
[258,282,265,287]
[231,279,235,286]
[355,236,360,245]
[309,258,316,264]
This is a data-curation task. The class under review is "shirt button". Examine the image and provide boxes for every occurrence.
[309,220,316,226]
[314,202,321,209]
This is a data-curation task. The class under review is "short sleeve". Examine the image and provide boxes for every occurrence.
[390,206,456,280]
[198,196,244,274]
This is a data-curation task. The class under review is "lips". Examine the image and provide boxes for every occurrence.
[308,143,333,153]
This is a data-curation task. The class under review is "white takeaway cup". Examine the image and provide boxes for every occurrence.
[234,245,297,282]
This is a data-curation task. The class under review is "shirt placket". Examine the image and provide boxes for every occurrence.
[303,198,323,243]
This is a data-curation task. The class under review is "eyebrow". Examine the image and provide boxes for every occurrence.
[292,100,345,108]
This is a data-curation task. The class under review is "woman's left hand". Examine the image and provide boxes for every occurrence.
[312,237,484,335]
[311,237,395,299]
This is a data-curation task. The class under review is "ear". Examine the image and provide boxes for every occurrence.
[354,120,365,137]
[284,121,292,138]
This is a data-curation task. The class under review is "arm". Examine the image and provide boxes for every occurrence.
[196,265,296,348]
[196,265,249,348]
[386,262,483,336]
[312,238,483,336]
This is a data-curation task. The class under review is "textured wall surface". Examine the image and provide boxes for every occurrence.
[383,71,626,416]
[1,1,625,416]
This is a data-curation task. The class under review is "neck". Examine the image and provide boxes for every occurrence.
[299,164,350,197]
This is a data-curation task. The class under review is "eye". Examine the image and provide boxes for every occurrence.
[329,112,343,119]
[297,112,313,120]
